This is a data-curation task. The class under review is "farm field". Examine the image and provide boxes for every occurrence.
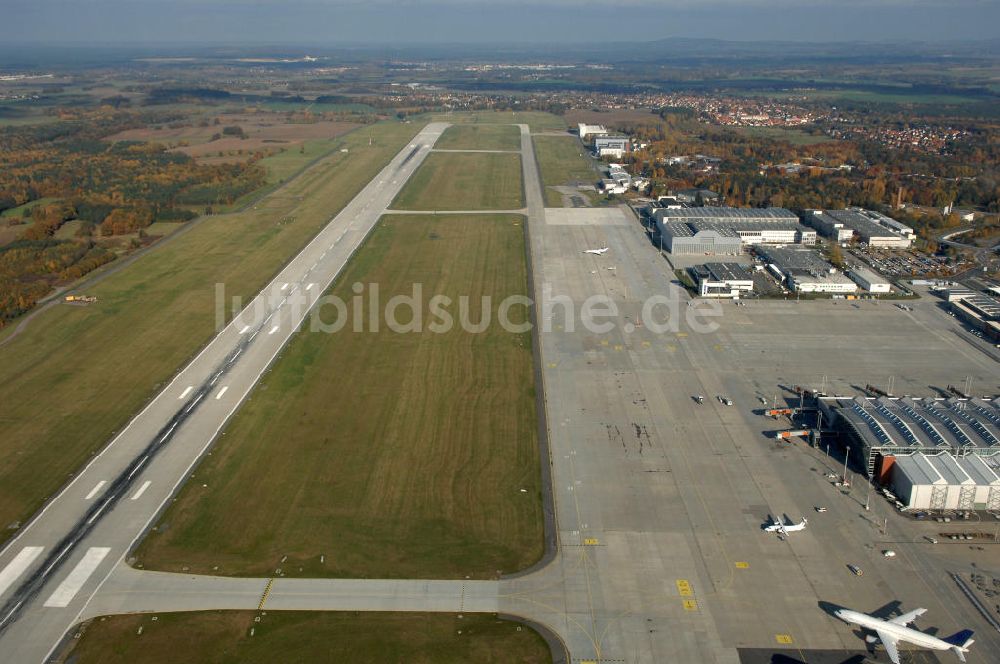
[392,152,524,211]
[434,124,521,151]
[732,125,833,145]
[0,120,421,545]
[532,135,599,207]
[134,214,543,579]
[59,611,552,664]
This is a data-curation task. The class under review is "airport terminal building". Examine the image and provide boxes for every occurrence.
[823,396,1000,482]
[653,207,816,255]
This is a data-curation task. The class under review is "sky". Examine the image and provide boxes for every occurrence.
[5,0,1000,45]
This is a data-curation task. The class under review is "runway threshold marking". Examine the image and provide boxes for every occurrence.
[84,481,106,500]
[178,386,193,400]
[775,634,793,644]
[130,481,151,501]
[268,325,279,335]
[258,578,274,610]
[0,547,44,598]
[43,547,111,608]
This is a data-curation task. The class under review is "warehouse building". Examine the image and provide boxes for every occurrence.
[848,266,891,293]
[652,207,815,255]
[891,453,1000,511]
[826,395,1000,479]
[804,208,915,248]
[757,246,857,293]
[593,135,630,159]
[690,262,754,298]
[577,123,608,139]
[949,293,1000,342]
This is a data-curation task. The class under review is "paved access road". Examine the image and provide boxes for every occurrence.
[0,123,449,663]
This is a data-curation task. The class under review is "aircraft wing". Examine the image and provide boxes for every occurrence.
[889,608,926,626]
[875,630,901,664]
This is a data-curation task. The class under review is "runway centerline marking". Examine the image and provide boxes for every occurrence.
[43,547,111,608]
[0,547,44,598]
[215,386,229,400]
[178,386,193,400]
[268,325,279,335]
[84,481,106,500]
[130,481,151,501]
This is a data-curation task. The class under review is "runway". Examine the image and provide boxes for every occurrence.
[3,120,997,664]
[0,123,448,662]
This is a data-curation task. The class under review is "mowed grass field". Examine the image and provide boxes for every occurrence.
[434,124,521,151]
[135,214,542,579]
[533,135,599,207]
[0,121,421,543]
[392,152,524,211]
[428,110,566,132]
[60,611,552,664]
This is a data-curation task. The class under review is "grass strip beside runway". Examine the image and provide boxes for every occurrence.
[135,214,543,578]
[60,611,552,664]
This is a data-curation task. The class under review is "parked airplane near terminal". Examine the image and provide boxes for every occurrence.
[834,605,974,663]
[583,247,609,255]
[763,517,807,535]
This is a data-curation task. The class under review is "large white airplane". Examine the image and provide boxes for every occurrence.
[583,247,609,255]
[834,606,974,663]
[764,516,807,535]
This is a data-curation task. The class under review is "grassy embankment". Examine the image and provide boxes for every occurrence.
[60,612,552,664]
[135,214,543,579]
[0,120,421,542]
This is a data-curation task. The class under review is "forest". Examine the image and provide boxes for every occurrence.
[0,107,268,326]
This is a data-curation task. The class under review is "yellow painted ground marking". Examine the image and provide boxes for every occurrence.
[665,344,676,352]
[713,344,721,350]
[258,578,274,611]
[641,340,650,347]
[735,561,750,569]
[683,599,698,611]
[600,339,609,346]
[613,345,623,351]
[775,634,793,644]
[583,538,600,545]
[675,579,692,596]
[676,332,688,338]
[548,362,558,368]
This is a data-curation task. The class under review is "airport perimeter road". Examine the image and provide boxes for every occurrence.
[0,123,449,663]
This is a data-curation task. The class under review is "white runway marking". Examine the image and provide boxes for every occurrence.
[239,325,250,334]
[84,481,106,500]
[306,283,314,291]
[280,283,289,291]
[43,547,111,608]
[0,547,44,598]
[130,481,151,501]
[178,386,193,400]
[215,386,229,400]
[269,325,279,335]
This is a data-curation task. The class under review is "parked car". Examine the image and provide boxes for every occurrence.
[848,564,864,576]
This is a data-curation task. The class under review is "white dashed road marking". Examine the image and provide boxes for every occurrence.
[0,547,44,598]
[84,482,106,500]
[216,386,229,400]
[130,481,151,501]
[178,386,193,400]
[269,325,279,335]
[43,547,111,608]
